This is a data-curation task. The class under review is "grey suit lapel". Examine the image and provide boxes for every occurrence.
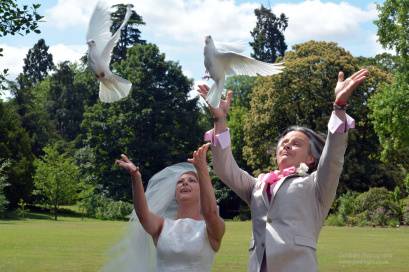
[261,181,270,208]
[271,174,301,202]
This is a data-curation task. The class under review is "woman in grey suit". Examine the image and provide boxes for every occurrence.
[198,69,368,272]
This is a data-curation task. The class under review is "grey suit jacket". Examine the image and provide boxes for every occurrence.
[211,130,348,272]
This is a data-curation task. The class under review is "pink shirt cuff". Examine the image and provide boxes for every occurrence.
[204,128,231,149]
[328,111,355,134]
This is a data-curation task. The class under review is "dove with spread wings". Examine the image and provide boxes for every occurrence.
[203,35,284,108]
[86,2,133,103]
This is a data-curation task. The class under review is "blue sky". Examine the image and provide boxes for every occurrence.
[1,0,387,97]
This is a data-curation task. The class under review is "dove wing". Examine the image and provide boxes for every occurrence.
[100,5,133,66]
[218,52,284,77]
[214,41,246,53]
[86,1,113,56]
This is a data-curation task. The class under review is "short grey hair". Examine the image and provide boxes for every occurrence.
[276,126,326,172]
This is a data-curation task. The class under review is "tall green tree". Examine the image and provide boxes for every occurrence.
[369,74,409,168]
[375,0,409,73]
[0,159,11,217]
[81,43,204,199]
[34,144,80,220]
[249,5,288,63]
[20,39,54,87]
[9,40,55,156]
[47,62,88,142]
[243,41,397,192]
[369,0,409,170]
[0,101,34,206]
[110,4,145,63]
[0,1,43,91]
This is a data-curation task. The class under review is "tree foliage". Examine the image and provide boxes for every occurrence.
[243,41,397,191]
[0,159,11,217]
[368,74,409,168]
[110,4,145,63]
[46,62,96,142]
[0,1,43,91]
[369,0,409,171]
[81,44,204,199]
[0,101,34,206]
[33,144,80,220]
[20,39,54,87]
[375,0,409,72]
[250,5,288,63]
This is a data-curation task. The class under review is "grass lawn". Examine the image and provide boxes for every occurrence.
[1,214,408,272]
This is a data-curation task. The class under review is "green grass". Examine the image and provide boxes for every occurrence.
[1,215,408,272]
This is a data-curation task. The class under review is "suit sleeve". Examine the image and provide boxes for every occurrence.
[314,111,352,217]
[208,129,256,205]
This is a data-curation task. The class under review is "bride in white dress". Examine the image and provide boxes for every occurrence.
[102,143,225,272]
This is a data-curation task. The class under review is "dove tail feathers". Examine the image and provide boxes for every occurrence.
[99,75,132,103]
[206,79,224,108]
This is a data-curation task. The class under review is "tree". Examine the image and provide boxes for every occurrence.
[0,1,43,91]
[33,144,79,220]
[47,62,89,142]
[369,0,409,171]
[368,74,409,168]
[0,101,34,206]
[243,41,397,192]
[356,53,398,74]
[8,40,56,156]
[249,5,288,63]
[0,160,11,217]
[110,4,145,63]
[375,0,409,73]
[81,43,204,199]
[20,39,54,87]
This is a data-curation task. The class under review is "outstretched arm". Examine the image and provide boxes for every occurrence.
[197,85,256,204]
[188,144,225,252]
[116,154,164,244]
[315,69,368,215]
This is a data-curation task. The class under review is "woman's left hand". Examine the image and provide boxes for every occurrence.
[188,143,210,171]
[115,154,141,180]
[335,68,369,105]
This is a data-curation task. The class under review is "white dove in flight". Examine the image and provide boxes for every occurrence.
[203,35,284,108]
[86,2,133,103]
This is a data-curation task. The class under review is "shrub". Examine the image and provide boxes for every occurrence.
[401,197,409,225]
[0,160,11,218]
[16,199,27,219]
[337,191,359,222]
[355,212,369,227]
[81,193,133,220]
[354,187,400,226]
[325,214,345,226]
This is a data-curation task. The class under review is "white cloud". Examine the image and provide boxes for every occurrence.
[45,0,257,42]
[136,0,257,43]
[0,45,29,79]
[272,0,378,44]
[45,0,98,29]
[0,43,86,82]
[49,44,87,65]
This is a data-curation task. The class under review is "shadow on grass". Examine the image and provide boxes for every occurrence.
[1,205,85,221]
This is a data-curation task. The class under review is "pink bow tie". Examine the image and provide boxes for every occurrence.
[262,166,296,185]
[262,166,296,201]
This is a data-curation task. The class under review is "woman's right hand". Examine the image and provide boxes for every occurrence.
[188,143,211,172]
[116,154,141,180]
[197,84,233,119]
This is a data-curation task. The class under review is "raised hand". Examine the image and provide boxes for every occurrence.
[335,69,369,105]
[115,154,141,180]
[197,84,233,119]
[188,143,211,172]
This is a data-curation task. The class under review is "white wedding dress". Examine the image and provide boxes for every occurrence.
[156,218,215,272]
